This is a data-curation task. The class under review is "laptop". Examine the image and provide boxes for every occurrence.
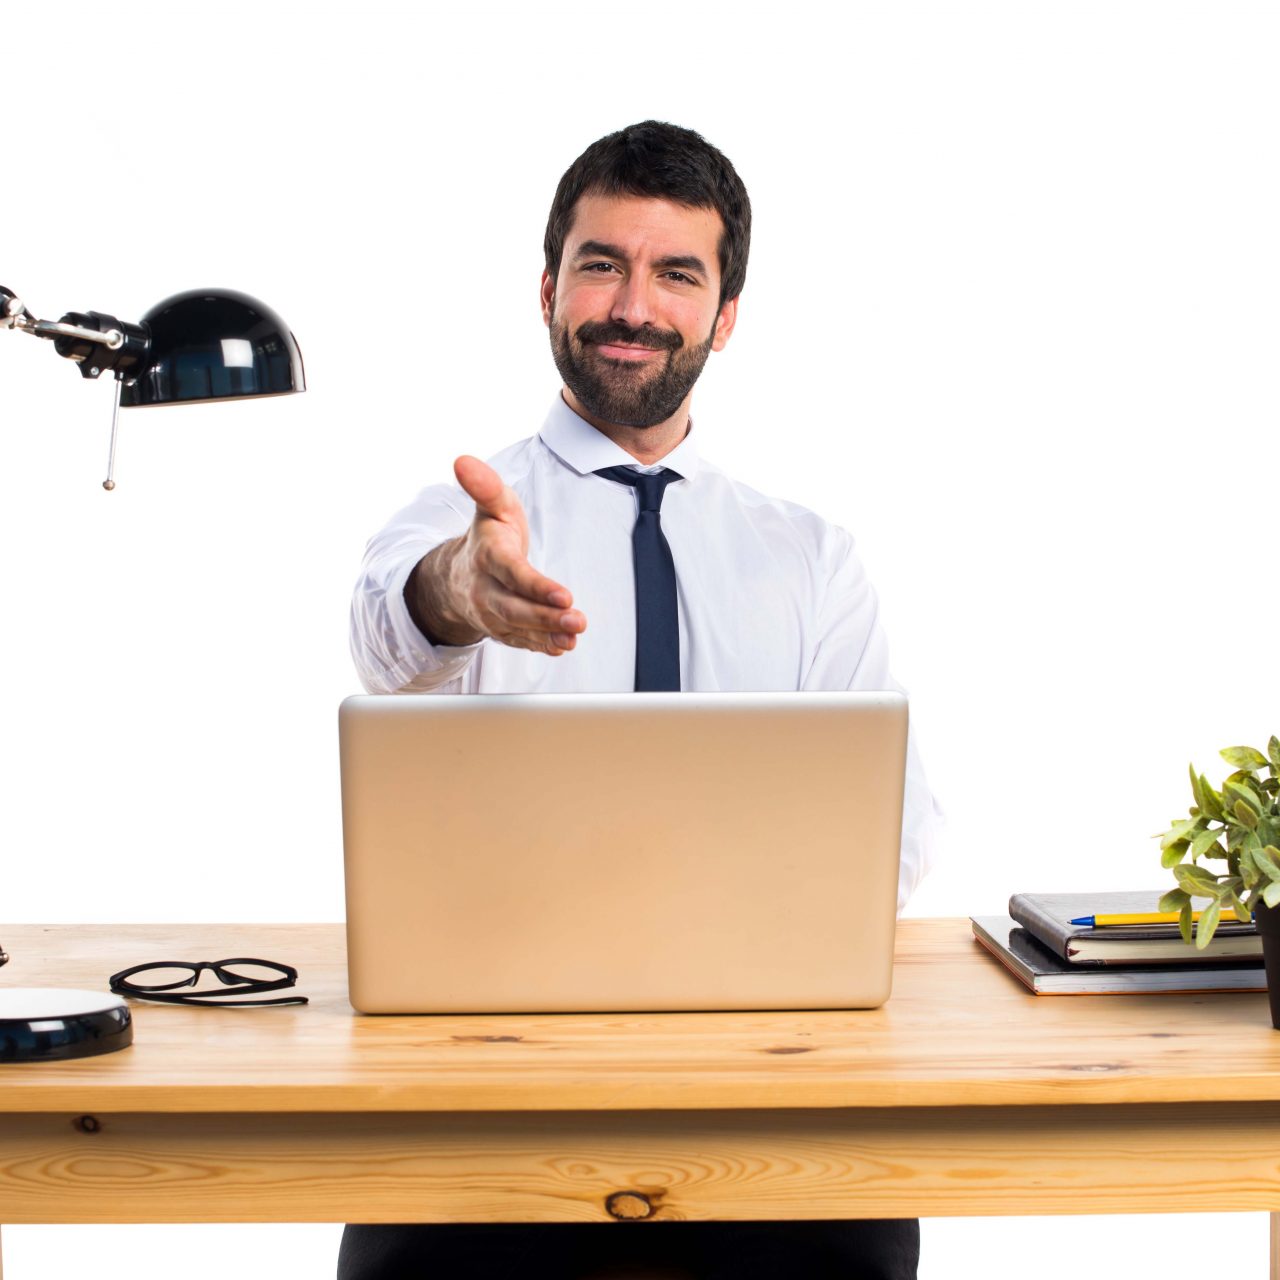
[339,691,907,1014]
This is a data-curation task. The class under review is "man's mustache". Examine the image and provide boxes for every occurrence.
[575,320,682,352]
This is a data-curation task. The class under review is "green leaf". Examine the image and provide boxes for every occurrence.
[1198,777,1225,822]
[1256,846,1280,882]
[1159,888,1191,913]
[1264,882,1280,910]
[1161,839,1191,869]
[1190,827,1225,858]
[1269,736,1280,770]
[1235,800,1260,831]
[1226,780,1264,816]
[1225,886,1251,923]
[1161,818,1201,849]
[1239,846,1260,888]
[1195,898,1222,948]
[1175,863,1222,897]
[1179,901,1194,944]
[1222,746,1270,771]
[1189,764,1205,811]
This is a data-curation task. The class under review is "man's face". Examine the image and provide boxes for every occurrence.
[541,193,738,430]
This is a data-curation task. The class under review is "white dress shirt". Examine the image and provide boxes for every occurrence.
[350,394,941,910]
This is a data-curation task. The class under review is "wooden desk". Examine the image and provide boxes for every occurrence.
[4,921,1280,1270]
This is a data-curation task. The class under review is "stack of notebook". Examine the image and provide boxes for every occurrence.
[971,890,1266,995]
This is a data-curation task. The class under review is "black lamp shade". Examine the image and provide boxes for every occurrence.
[0,989,133,1062]
[120,288,305,408]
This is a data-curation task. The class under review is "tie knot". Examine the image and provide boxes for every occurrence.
[595,465,682,513]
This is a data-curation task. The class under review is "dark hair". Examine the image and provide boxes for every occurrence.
[544,120,752,307]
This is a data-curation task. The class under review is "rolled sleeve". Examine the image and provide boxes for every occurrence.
[349,486,480,694]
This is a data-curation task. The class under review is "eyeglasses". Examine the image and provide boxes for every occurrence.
[108,958,308,1007]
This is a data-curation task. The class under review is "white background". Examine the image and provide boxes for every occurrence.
[3,0,1278,1274]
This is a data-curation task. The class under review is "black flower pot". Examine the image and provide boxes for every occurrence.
[1253,901,1280,1028]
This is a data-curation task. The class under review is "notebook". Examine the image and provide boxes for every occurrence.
[339,691,908,1013]
[1007,890,1259,965]
[971,916,1265,995]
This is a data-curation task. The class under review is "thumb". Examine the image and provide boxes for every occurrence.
[454,456,521,522]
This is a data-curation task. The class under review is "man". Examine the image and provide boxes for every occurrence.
[345,120,938,1280]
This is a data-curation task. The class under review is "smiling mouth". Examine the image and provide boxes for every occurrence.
[592,342,664,362]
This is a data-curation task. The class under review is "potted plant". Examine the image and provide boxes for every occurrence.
[1158,736,1280,1025]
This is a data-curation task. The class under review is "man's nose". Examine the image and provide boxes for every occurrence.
[608,272,659,330]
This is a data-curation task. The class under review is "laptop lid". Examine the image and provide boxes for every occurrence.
[339,691,907,1014]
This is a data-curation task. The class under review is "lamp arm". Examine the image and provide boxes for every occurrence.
[1,286,148,380]
[2,290,124,349]
[0,284,31,326]
[23,318,126,349]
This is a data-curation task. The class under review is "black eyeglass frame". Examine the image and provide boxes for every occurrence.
[108,957,308,1007]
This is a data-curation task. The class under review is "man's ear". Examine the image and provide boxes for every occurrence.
[711,296,739,352]
[540,270,555,328]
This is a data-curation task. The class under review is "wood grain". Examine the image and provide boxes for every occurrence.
[3,1105,1280,1224]
[5,923,1280,1227]
[2,922,1280,1114]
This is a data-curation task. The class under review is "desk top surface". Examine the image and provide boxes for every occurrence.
[2,921,1279,1113]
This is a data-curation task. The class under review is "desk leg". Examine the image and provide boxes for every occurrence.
[1271,1214,1279,1280]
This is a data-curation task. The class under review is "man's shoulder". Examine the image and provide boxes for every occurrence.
[389,436,542,522]
[697,457,854,552]
[484,434,545,486]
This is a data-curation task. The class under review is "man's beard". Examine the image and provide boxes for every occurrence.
[549,307,716,429]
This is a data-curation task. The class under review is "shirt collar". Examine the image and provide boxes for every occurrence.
[538,392,701,481]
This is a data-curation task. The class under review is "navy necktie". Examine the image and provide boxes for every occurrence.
[594,465,683,692]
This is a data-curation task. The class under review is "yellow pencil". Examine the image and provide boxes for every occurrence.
[1070,910,1247,926]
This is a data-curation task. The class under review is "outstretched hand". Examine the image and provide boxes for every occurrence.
[438,456,586,656]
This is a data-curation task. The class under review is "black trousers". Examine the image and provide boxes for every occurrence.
[338,1220,919,1279]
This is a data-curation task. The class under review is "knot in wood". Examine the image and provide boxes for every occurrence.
[606,1191,655,1220]
[74,1115,102,1134]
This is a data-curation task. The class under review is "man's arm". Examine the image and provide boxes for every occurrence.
[350,456,587,693]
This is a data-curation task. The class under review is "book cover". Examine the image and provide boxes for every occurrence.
[1007,890,1260,966]
[971,916,1266,995]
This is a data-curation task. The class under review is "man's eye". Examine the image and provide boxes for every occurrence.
[664,272,694,284]
[585,262,617,273]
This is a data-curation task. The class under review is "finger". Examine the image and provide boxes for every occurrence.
[483,585,586,638]
[482,541,575,611]
[454,456,523,523]
[497,628,577,657]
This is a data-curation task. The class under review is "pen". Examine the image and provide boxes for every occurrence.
[1069,910,1247,927]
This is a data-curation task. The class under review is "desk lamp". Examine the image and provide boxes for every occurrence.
[1,284,305,488]
[0,284,305,1061]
